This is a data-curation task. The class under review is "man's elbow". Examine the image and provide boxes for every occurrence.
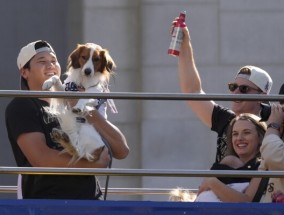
[113,145,130,160]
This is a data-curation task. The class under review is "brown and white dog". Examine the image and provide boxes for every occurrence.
[43,43,117,164]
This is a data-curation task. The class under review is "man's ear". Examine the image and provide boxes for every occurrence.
[20,68,28,79]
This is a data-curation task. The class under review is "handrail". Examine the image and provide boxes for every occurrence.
[0,186,16,193]
[0,167,283,177]
[0,186,198,195]
[0,90,283,101]
[1,90,283,200]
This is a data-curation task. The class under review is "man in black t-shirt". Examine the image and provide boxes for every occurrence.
[5,40,129,199]
[172,18,273,162]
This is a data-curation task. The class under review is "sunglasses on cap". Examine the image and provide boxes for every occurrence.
[228,83,262,94]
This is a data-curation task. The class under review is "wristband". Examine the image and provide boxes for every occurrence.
[267,122,281,131]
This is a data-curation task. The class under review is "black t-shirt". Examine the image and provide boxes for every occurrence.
[211,104,236,163]
[5,97,102,200]
[210,157,260,184]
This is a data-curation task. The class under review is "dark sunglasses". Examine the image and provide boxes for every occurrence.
[228,83,262,94]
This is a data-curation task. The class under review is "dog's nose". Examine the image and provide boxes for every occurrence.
[84,68,92,76]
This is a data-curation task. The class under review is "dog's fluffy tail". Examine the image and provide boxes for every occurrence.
[169,188,196,202]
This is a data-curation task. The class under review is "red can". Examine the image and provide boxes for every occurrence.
[168,11,186,57]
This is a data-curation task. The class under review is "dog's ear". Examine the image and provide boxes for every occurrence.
[106,59,116,72]
[67,44,84,69]
[100,49,116,73]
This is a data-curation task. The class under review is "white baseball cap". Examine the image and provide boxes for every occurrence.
[235,65,273,94]
[17,40,56,89]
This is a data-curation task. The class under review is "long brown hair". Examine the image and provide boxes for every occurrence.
[225,113,267,158]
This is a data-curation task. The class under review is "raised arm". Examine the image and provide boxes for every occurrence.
[177,25,216,128]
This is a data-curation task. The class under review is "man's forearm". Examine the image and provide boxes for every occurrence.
[87,110,129,159]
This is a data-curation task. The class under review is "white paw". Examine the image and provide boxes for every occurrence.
[42,80,54,90]
[42,76,60,90]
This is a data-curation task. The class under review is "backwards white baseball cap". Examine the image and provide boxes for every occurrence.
[235,65,273,94]
[17,40,56,89]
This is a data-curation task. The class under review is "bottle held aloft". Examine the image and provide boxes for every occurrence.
[168,11,186,57]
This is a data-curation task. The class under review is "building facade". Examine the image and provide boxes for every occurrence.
[0,0,284,201]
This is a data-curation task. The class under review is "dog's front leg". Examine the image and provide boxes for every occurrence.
[42,75,64,91]
[72,98,92,113]
[72,87,100,113]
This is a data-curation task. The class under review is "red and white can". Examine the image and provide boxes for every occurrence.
[168,11,186,57]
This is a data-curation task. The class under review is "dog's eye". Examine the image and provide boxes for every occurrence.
[80,55,87,61]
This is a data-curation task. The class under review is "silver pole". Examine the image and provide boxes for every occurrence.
[0,90,283,101]
[0,167,283,177]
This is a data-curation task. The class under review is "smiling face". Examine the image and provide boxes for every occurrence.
[230,77,263,115]
[231,119,261,162]
[21,51,61,91]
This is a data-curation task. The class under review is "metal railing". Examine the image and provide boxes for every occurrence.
[0,167,283,177]
[0,167,282,196]
[1,90,284,197]
[0,90,283,101]
[0,186,198,196]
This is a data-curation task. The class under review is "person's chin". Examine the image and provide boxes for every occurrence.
[231,101,242,113]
